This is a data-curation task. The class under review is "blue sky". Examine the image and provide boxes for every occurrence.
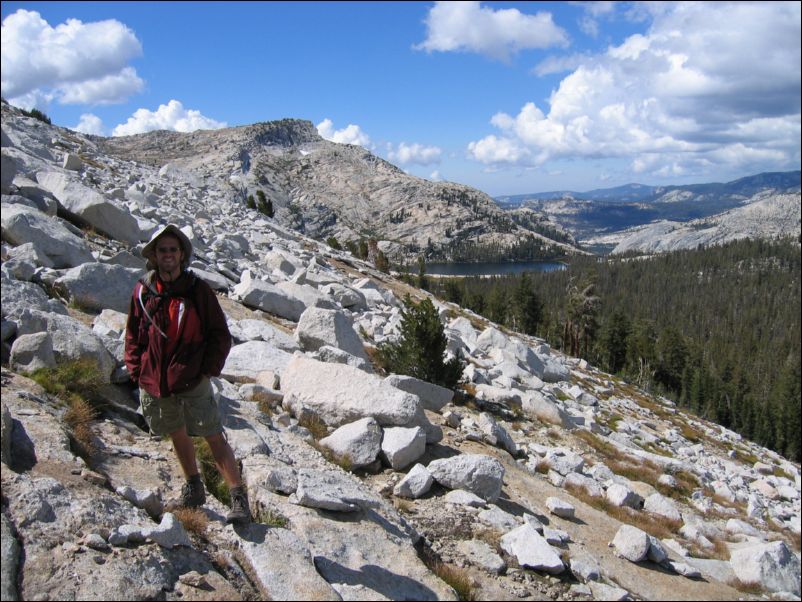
[2,1,800,196]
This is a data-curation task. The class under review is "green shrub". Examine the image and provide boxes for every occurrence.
[22,107,51,124]
[377,296,464,389]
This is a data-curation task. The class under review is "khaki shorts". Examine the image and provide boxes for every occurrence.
[139,378,223,437]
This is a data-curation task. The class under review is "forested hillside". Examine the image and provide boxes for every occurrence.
[429,238,802,461]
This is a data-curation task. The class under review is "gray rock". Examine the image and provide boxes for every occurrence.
[588,582,632,601]
[235,318,298,351]
[546,496,575,519]
[54,263,141,313]
[427,454,505,502]
[569,554,601,583]
[294,306,369,361]
[312,345,373,372]
[478,505,520,531]
[236,526,341,600]
[729,541,801,596]
[457,540,506,574]
[319,417,383,469]
[10,332,56,373]
[36,171,141,244]
[611,525,651,562]
[500,523,565,574]
[222,341,293,383]
[1,278,68,320]
[320,282,368,311]
[477,412,518,456]
[384,374,454,412]
[115,486,163,518]
[282,355,420,428]
[380,426,426,470]
[143,512,191,548]
[521,391,575,429]
[232,275,307,321]
[292,468,382,512]
[606,483,644,509]
[393,463,433,498]
[444,489,487,507]
[1,513,20,601]
[1,203,94,268]
[643,492,682,523]
[16,309,116,382]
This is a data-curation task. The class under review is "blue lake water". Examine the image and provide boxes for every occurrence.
[425,261,567,277]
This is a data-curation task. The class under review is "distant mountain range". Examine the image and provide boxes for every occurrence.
[495,171,801,252]
[495,171,801,206]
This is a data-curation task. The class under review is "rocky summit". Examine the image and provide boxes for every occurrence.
[91,112,579,264]
[2,99,801,601]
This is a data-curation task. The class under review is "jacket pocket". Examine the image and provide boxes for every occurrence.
[167,342,206,393]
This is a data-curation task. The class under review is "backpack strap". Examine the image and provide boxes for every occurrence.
[136,273,169,339]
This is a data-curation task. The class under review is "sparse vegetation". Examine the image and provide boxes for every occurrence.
[297,413,329,440]
[419,544,477,601]
[564,482,682,540]
[173,507,209,538]
[194,438,230,505]
[29,359,106,459]
[21,106,51,124]
[256,505,289,528]
[313,443,354,472]
[64,396,99,457]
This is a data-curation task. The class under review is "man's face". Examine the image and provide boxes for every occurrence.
[154,234,183,278]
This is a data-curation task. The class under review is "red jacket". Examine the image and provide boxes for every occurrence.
[125,270,231,398]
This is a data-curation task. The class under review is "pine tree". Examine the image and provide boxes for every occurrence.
[378,296,464,389]
[511,274,543,335]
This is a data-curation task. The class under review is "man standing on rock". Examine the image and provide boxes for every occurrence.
[124,224,251,524]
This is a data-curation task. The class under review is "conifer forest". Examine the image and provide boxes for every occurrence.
[428,237,802,461]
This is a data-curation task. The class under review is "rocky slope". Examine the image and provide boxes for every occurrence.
[91,113,577,264]
[2,100,801,601]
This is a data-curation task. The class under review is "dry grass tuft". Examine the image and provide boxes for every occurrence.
[565,482,682,540]
[298,413,329,440]
[419,545,477,601]
[728,579,766,595]
[64,397,99,456]
[172,507,209,538]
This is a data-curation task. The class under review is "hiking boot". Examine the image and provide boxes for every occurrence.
[226,486,252,525]
[166,475,206,511]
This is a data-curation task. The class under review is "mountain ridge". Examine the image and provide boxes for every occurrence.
[93,115,579,264]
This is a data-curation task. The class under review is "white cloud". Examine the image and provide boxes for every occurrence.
[112,100,227,136]
[467,135,530,164]
[532,53,591,77]
[316,118,371,148]
[414,1,568,61]
[73,113,105,136]
[468,2,801,179]
[1,9,144,106]
[59,67,144,105]
[430,170,441,181]
[389,142,442,166]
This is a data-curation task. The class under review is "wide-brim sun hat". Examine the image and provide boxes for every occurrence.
[141,224,193,271]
